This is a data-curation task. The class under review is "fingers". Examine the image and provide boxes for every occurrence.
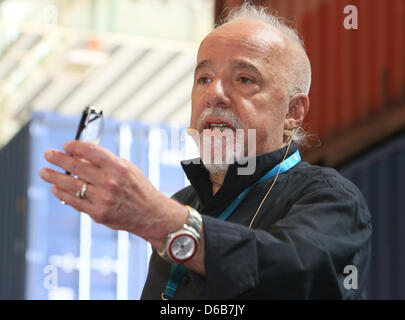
[63,141,117,168]
[47,173,127,228]
[44,149,101,185]
[41,167,122,226]
[39,167,98,205]
[50,184,93,215]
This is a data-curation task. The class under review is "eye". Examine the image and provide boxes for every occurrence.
[238,76,254,84]
[197,76,212,85]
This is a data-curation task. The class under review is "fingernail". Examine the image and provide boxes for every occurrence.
[44,150,53,160]
[39,168,48,178]
[63,141,72,152]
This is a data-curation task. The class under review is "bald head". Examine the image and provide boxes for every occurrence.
[197,18,295,105]
[216,3,312,97]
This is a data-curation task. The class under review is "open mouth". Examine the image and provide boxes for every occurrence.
[203,118,236,132]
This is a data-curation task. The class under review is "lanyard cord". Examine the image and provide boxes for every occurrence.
[161,140,300,300]
[249,138,292,228]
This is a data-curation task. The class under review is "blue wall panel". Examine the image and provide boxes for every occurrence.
[0,112,188,300]
[340,131,405,300]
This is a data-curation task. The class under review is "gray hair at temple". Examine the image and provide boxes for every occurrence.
[217,2,313,147]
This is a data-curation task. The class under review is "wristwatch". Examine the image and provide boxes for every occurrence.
[157,205,202,264]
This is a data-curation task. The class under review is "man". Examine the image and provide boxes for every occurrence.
[40,4,372,299]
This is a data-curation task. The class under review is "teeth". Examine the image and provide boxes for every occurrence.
[209,123,231,132]
[210,123,227,128]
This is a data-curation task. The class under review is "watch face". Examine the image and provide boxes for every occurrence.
[169,234,197,262]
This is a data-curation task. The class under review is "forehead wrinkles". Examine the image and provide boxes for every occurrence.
[201,30,284,53]
[198,28,287,68]
[196,28,292,96]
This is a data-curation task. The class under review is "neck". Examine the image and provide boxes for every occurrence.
[210,171,227,195]
[208,141,292,195]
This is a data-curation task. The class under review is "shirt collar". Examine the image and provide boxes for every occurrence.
[180,141,298,216]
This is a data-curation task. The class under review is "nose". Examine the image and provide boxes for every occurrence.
[204,79,231,108]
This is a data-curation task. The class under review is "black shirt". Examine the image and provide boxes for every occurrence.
[141,142,372,299]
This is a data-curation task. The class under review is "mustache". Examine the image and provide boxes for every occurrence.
[196,108,243,131]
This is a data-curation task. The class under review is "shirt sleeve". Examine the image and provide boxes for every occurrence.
[188,184,372,299]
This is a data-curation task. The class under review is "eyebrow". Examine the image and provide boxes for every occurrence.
[194,59,263,80]
[231,60,262,77]
[194,59,211,74]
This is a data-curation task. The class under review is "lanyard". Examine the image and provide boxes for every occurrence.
[162,150,301,299]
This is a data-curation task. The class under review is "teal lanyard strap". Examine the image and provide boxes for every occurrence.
[163,265,187,299]
[162,150,301,299]
[218,150,301,221]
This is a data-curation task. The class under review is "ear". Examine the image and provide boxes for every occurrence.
[284,93,310,130]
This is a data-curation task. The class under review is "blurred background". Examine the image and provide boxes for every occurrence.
[0,0,404,300]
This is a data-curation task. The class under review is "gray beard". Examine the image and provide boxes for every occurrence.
[194,108,246,175]
[202,162,229,174]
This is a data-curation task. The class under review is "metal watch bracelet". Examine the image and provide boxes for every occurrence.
[157,205,202,263]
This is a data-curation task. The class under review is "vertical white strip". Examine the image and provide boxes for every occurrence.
[116,230,129,300]
[146,243,153,270]
[116,124,132,300]
[148,128,161,190]
[145,127,161,275]
[78,213,92,300]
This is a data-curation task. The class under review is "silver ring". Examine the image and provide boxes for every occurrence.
[76,183,88,199]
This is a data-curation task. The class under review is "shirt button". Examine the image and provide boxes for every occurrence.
[181,274,189,286]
